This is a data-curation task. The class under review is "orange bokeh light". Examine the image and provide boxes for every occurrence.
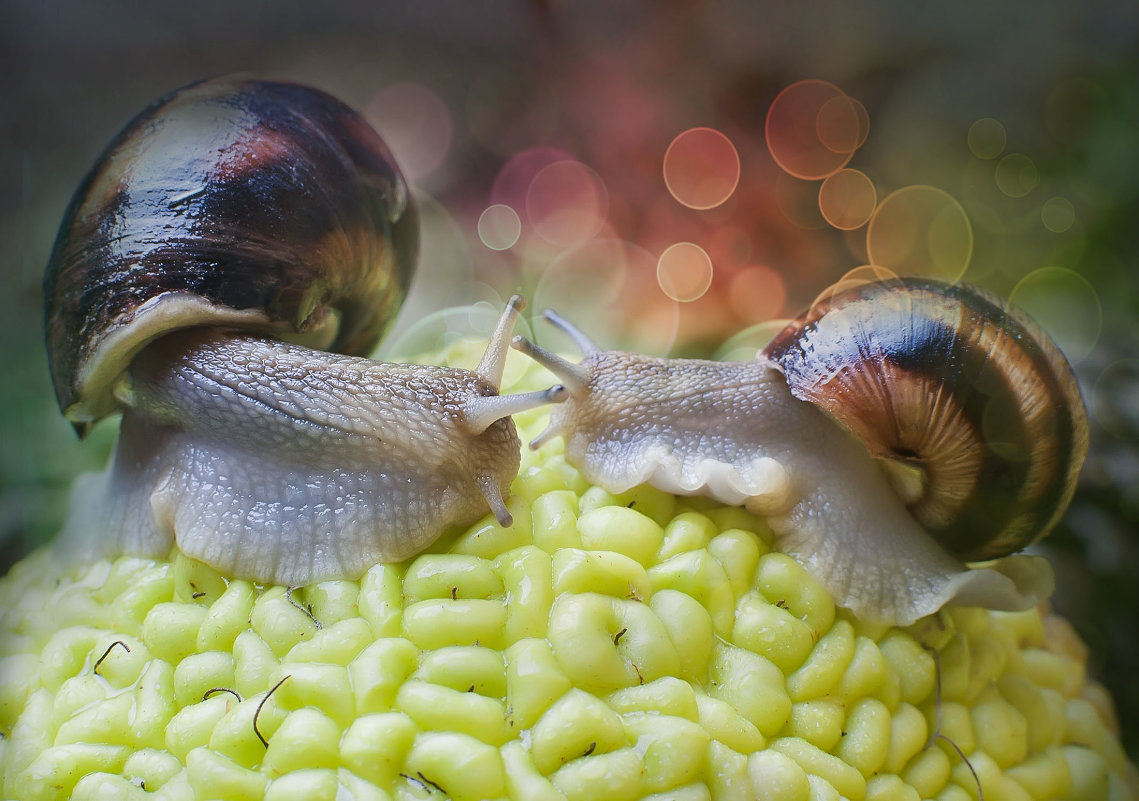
[818,168,877,230]
[766,80,864,180]
[657,242,714,302]
[663,127,741,210]
[728,266,787,323]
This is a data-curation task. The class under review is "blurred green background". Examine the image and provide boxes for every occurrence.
[2,0,1137,757]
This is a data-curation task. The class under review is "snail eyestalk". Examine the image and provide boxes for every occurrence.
[463,386,568,437]
[475,294,526,390]
[543,308,602,355]
[510,335,592,395]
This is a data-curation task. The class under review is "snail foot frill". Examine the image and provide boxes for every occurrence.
[765,438,1057,626]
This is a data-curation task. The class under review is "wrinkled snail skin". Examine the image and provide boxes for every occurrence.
[63,299,562,587]
[45,77,564,586]
[514,279,1088,625]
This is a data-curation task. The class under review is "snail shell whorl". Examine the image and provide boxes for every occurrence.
[764,277,1089,562]
[44,76,417,428]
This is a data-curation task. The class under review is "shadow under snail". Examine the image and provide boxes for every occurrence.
[514,277,1090,625]
[44,76,563,586]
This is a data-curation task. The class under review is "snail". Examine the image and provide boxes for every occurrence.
[513,277,1089,625]
[44,76,564,586]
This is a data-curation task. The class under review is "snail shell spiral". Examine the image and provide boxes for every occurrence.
[764,277,1089,562]
[44,75,417,429]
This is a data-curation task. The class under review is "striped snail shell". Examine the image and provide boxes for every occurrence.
[513,277,1089,624]
[45,77,564,586]
[44,75,417,430]
[764,277,1089,563]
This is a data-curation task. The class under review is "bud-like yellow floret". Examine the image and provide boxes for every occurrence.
[0,347,1135,801]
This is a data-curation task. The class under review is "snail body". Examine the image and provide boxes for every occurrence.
[514,278,1089,625]
[47,77,562,586]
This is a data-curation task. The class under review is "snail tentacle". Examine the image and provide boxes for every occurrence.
[475,294,525,389]
[463,386,569,436]
[475,474,513,528]
[462,294,569,435]
[544,308,602,355]
[510,335,593,394]
[509,333,592,450]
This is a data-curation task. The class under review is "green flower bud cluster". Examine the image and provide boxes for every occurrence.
[1,347,1136,801]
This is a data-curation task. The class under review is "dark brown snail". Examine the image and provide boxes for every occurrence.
[513,277,1089,625]
[45,76,563,586]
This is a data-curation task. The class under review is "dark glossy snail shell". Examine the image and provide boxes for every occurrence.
[44,75,418,428]
[763,277,1089,562]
